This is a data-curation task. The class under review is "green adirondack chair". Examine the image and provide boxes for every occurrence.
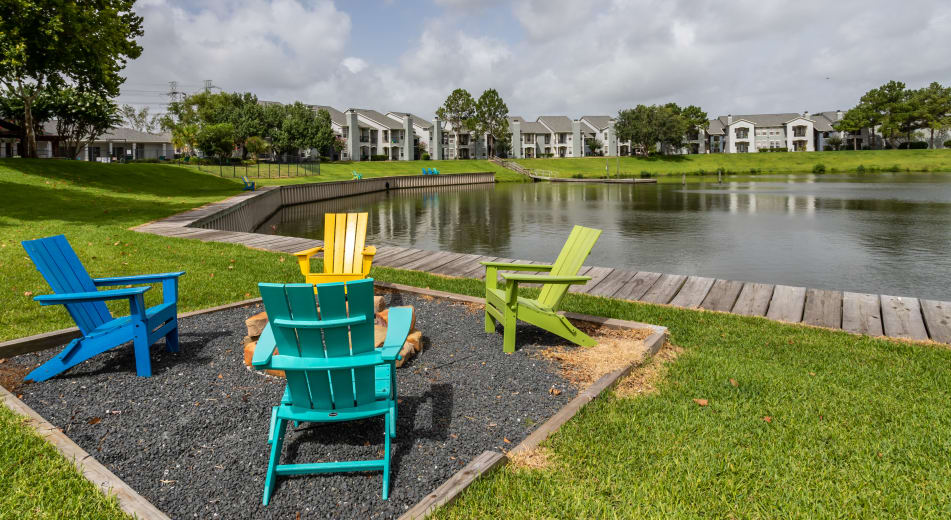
[253,278,412,504]
[483,225,602,353]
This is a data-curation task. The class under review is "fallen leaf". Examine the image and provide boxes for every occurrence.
[762,416,772,423]
[877,452,883,458]
[809,372,816,377]
[693,399,708,407]
[217,374,223,379]
[729,378,738,387]
[244,293,251,298]
[209,273,215,278]
[113,241,119,246]
[503,438,511,444]
[279,257,285,263]
[230,259,236,263]
[88,417,101,425]
[227,265,234,270]
[23,291,32,297]
[549,387,562,396]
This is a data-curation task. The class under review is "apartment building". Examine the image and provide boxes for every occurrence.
[705,112,816,153]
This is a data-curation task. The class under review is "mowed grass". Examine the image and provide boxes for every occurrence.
[3,159,951,518]
[516,149,951,178]
[179,158,527,185]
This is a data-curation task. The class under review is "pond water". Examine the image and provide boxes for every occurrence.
[260,174,951,301]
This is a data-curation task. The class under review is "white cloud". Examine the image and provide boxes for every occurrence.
[120,0,951,122]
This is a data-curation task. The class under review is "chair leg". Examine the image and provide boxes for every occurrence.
[382,413,392,500]
[484,307,498,333]
[263,416,288,506]
[503,305,517,354]
[165,324,179,353]
[24,339,84,382]
[133,323,152,377]
[389,363,398,439]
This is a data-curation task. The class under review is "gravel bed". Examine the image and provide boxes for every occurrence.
[15,292,579,519]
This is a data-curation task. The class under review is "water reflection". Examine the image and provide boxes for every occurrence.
[262,174,951,300]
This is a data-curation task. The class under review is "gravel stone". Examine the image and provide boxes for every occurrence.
[16,292,578,519]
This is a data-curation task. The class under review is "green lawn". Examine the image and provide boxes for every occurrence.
[516,149,951,179]
[178,158,527,185]
[2,158,951,518]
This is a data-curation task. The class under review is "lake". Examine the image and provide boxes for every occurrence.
[260,174,951,301]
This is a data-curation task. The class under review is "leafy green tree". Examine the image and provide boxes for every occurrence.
[271,102,322,156]
[0,86,56,137]
[585,137,603,155]
[914,82,951,149]
[119,104,160,133]
[53,87,120,159]
[616,105,655,155]
[858,80,920,147]
[435,88,475,155]
[0,0,143,157]
[244,135,269,161]
[825,135,843,151]
[164,91,263,157]
[196,123,235,160]
[171,123,199,157]
[834,108,871,150]
[679,105,709,139]
[472,88,509,157]
[314,108,336,157]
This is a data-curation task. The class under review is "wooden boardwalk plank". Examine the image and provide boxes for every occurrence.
[802,289,843,329]
[842,292,884,336]
[385,250,431,269]
[921,300,951,344]
[431,254,485,277]
[400,250,458,271]
[570,267,615,294]
[460,257,505,279]
[765,285,807,323]
[375,248,422,266]
[669,276,715,308]
[586,269,637,298]
[614,271,662,301]
[881,295,928,340]
[640,274,688,304]
[372,246,410,263]
[700,279,745,312]
[410,252,467,273]
[731,282,774,316]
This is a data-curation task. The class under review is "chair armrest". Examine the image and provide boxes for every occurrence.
[480,262,554,272]
[251,324,277,367]
[93,271,185,286]
[34,286,150,305]
[500,273,591,284]
[380,306,412,360]
[268,351,385,371]
[362,245,377,257]
[293,246,324,259]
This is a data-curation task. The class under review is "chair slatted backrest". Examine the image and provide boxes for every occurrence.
[537,225,602,309]
[322,213,369,275]
[21,235,113,334]
[259,279,377,411]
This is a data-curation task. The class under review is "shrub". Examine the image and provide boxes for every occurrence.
[898,141,928,149]
[856,165,866,174]
[886,164,901,172]
[640,171,653,178]
[370,154,388,161]
[944,140,951,149]
[812,163,826,174]
[421,153,430,161]
[572,173,584,178]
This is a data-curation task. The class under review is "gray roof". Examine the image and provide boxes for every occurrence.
[537,116,572,133]
[386,112,433,130]
[706,119,725,135]
[507,116,546,133]
[716,113,812,128]
[96,126,172,143]
[811,111,842,132]
[580,115,611,130]
[354,109,403,130]
[312,105,346,127]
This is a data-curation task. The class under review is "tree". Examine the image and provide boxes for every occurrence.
[313,108,336,157]
[857,80,920,147]
[825,135,844,151]
[472,89,509,157]
[616,105,655,155]
[585,137,603,155]
[170,123,198,157]
[120,104,160,133]
[165,91,264,157]
[435,88,475,155]
[196,123,234,160]
[271,102,323,156]
[53,87,120,159]
[0,86,56,138]
[834,107,872,150]
[244,135,269,161]
[914,82,951,149]
[0,0,143,157]
[679,105,709,140]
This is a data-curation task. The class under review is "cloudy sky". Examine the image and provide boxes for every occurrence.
[118,0,951,121]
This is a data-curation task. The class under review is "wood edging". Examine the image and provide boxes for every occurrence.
[389,280,669,520]
[0,385,172,520]
[0,298,263,359]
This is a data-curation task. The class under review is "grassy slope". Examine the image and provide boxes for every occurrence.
[515,149,951,178]
[3,159,951,518]
[180,158,527,185]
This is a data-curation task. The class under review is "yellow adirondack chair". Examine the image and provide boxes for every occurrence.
[293,213,376,286]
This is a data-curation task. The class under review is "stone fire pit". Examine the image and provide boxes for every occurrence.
[242,295,423,376]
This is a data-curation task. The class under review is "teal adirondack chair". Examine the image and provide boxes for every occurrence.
[483,225,601,353]
[21,235,184,381]
[253,278,412,504]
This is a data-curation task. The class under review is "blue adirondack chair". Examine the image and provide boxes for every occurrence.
[253,278,412,504]
[431,168,439,175]
[21,235,185,382]
[242,176,255,191]
[421,167,427,175]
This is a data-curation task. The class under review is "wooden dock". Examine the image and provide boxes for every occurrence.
[134,182,951,346]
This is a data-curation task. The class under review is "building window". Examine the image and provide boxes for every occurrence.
[735,128,749,139]
[793,125,807,137]
[544,134,550,144]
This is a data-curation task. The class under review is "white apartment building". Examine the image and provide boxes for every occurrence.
[705,112,816,153]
